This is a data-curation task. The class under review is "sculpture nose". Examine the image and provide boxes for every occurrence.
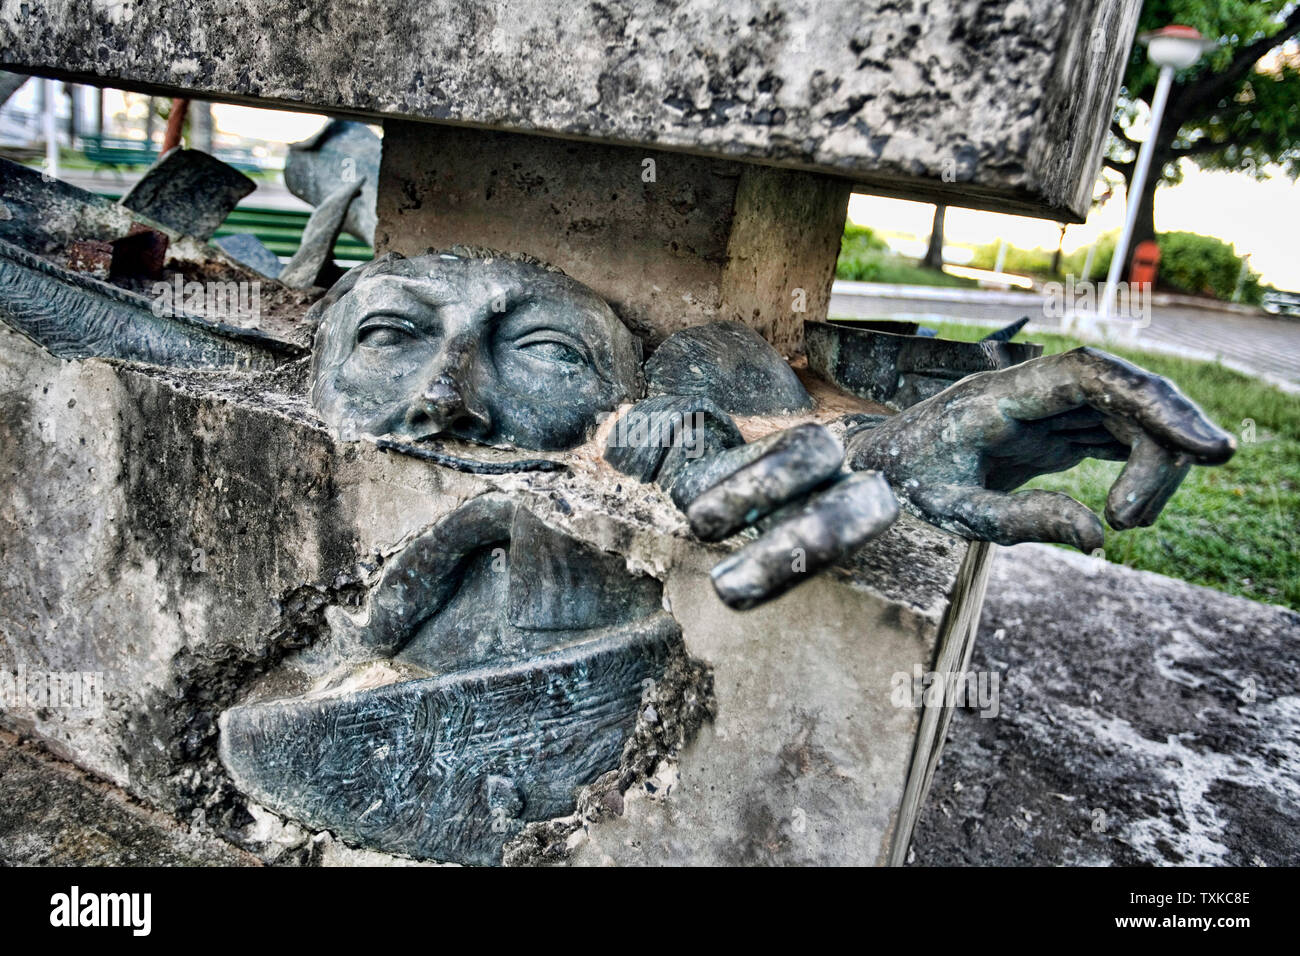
[404,345,491,438]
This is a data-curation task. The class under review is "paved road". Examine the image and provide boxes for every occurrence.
[830,282,1300,392]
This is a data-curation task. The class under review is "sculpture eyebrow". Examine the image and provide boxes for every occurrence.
[350,277,454,329]
[479,278,541,325]
[374,275,533,326]
[495,296,598,343]
[390,277,456,313]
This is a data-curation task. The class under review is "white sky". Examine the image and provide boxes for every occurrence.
[209,103,329,143]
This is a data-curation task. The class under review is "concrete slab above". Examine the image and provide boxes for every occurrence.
[0,0,1140,220]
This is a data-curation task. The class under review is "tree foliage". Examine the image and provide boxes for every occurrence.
[1106,1,1300,245]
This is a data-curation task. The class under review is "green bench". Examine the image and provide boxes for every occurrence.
[96,193,374,264]
[80,134,159,170]
[214,207,373,262]
[211,147,263,173]
[81,136,261,173]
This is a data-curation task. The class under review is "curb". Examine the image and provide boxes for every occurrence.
[831,279,1274,319]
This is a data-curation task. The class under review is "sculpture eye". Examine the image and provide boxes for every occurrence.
[357,317,417,348]
[514,334,586,366]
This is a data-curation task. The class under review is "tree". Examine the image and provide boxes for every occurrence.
[1051,221,1069,276]
[923,204,946,271]
[1105,1,1300,261]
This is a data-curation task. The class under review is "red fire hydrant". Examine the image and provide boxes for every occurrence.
[1129,240,1161,291]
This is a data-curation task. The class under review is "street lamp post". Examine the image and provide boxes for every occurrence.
[42,78,59,180]
[1099,25,1216,326]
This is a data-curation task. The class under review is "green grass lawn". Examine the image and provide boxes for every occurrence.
[836,226,977,289]
[919,322,1299,610]
[836,249,978,288]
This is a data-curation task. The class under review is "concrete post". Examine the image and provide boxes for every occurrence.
[376,121,849,354]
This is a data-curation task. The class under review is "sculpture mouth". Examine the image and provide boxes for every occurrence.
[218,495,677,865]
[372,436,568,474]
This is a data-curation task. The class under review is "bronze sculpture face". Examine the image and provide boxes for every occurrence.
[310,251,644,450]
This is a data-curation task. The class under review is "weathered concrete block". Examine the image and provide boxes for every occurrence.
[0,327,989,864]
[0,0,1141,220]
[376,122,849,351]
[568,541,992,866]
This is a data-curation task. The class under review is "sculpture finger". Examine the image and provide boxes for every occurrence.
[1104,434,1191,530]
[988,348,1234,464]
[665,434,770,511]
[1073,350,1234,464]
[686,423,844,541]
[709,471,899,610]
[908,483,1105,553]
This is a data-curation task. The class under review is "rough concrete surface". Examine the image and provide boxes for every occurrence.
[717,165,848,351]
[911,544,1300,867]
[0,730,258,866]
[376,121,743,346]
[0,0,1139,220]
[0,329,975,864]
[566,551,951,866]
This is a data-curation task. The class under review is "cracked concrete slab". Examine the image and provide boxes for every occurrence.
[0,0,1139,220]
[911,544,1300,867]
[0,730,259,866]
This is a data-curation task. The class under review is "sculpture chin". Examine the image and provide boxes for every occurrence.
[218,497,678,865]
